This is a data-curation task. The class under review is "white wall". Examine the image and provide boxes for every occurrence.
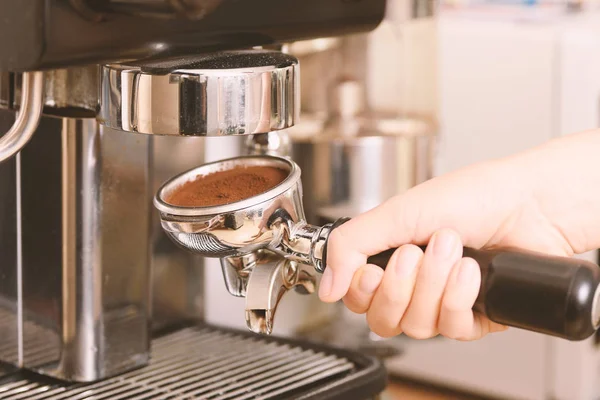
[385,12,600,400]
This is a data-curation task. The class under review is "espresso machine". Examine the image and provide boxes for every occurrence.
[0,1,390,398]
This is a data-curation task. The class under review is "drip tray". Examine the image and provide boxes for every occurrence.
[0,324,387,399]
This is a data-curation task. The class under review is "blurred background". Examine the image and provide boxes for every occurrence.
[191,0,600,398]
[7,0,600,398]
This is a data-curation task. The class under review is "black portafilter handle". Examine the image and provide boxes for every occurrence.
[322,217,600,341]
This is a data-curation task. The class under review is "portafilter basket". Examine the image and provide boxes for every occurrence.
[154,155,330,268]
[155,155,600,341]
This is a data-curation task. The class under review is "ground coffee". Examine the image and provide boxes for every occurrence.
[166,166,288,207]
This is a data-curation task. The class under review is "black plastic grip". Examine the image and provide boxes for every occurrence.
[464,248,600,341]
[324,218,600,341]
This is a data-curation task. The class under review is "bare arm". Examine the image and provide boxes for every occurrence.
[320,129,600,340]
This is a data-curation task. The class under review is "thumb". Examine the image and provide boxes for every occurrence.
[318,194,422,302]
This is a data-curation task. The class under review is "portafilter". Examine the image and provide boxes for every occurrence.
[155,155,600,341]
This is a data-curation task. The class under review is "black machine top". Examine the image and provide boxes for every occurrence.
[0,0,387,72]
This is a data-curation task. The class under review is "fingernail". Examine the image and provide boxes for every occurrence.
[395,248,421,278]
[319,267,333,298]
[432,230,457,258]
[457,259,476,284]
[359,268,383,294]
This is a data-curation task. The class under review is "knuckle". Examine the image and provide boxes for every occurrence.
[400,321,437,340]
[343,301,368,315]
[439,309,471,340]
[438,325,468,341]
[378,281,409,310]
[342,291,369,315]
[430,229,464,255]
[371,327,397,339]
[378,280,401,305]
[436,227,461,239]
[441,298,462,314]
[366,314,398,338]
[379,290,397,306]
[398,243,424,258]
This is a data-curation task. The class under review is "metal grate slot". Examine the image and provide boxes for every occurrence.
[0,305,60,367]
[0,326,369,400]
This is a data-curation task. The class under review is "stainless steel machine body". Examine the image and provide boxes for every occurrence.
[0,69,208,381]
[0,113,152,382]
[0,0,388,387]
[0,56,299,381]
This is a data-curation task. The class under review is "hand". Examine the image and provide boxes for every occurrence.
[319,130,600,341]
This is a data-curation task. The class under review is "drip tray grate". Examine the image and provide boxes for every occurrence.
[0,325,386,400]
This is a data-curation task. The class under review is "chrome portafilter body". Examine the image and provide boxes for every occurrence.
[154,155,332,334]
[155,156,300,256]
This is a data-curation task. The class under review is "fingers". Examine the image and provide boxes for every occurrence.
[319,197,418,302]
[439,257,507,340]
[365,245,423,337]
[342,264,385,314]
[339,229,505,341]
[397,229,463,339]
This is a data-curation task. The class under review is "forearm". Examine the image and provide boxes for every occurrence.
[323,128,600,342]
[510,129,600,253]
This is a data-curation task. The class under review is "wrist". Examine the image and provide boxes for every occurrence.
[516,130,600,253]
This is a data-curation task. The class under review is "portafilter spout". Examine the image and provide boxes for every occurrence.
[243,251,317,334]
[155,155,600,341]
